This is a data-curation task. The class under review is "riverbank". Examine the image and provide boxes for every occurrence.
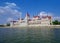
[0,25,60,28]
[28,25,60,28]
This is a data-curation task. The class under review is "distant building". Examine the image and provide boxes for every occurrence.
[10,12,52,27]
[41,16,52,25]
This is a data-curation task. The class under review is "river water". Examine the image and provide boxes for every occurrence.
[0,27,60,43]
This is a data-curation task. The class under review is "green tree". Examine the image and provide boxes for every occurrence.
[52,20,59,25]
[58,22,60,25]
[6,23,10,26]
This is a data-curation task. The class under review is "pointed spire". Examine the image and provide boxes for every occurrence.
[26,12,30,17]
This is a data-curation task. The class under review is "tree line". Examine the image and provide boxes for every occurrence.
[52,20,60,25]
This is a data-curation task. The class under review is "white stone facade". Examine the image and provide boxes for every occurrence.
[10,13,52,27]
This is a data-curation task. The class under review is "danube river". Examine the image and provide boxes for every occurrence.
[0,27,60,43]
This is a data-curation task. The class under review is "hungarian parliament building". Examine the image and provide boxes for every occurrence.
[10,12,52,27]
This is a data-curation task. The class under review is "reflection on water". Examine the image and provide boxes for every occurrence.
[0,27,60,43]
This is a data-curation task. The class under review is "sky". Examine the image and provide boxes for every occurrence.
[0,0,60,24]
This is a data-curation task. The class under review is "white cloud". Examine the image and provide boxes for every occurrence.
[53,17,60,21]
[0,2,21,19]
[5,2,16,8]
[7,17,13,22]
[47,12,53,16]
[0,2,21,15]
[39,11,53,16]
[40,11,47,16]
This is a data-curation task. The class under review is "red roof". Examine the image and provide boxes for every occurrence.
[28,19,31,21]
[33,16,40,18]
[42,16,51,19]
[48,16,51,19]
[10,21,17,22]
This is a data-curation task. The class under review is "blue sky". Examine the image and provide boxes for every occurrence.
[0,0,60,24]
